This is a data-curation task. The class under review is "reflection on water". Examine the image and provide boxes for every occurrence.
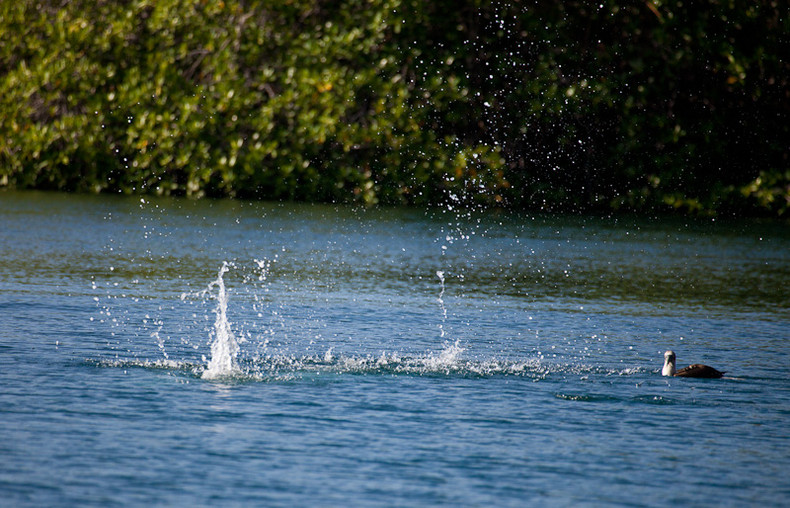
[3,191,788,312]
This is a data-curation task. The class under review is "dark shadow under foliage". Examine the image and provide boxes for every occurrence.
[1,0,788,215]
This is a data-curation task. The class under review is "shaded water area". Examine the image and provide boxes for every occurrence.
[1,190,789,506]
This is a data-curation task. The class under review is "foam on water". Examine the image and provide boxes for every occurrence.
[89,348,647,383]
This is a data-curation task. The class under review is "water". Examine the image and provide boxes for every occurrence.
[1,190,789,506]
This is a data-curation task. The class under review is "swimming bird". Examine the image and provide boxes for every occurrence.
[662,350,725,378]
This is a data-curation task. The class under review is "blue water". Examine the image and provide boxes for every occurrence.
[1,190,789,506]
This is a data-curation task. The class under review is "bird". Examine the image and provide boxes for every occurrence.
[662,350,725,378]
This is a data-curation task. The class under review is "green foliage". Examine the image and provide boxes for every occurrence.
[0,0,787,215]
[741,170,790,216]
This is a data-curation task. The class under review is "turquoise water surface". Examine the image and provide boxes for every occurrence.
[1,191,789,506]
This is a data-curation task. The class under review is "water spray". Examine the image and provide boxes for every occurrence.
[202,262,240,379]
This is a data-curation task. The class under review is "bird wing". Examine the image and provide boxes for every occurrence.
[675,364,725,378]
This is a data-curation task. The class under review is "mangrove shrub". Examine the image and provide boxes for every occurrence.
[1,0,788,215]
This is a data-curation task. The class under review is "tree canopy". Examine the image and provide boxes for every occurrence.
[1,0,788,215]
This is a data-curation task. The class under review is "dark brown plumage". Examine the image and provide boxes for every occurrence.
[663,351,725,378]
[674,363,725,378]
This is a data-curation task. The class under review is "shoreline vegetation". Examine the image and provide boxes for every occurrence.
[1,1,788,216]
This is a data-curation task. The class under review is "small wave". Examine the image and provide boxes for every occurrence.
[84,358,202,373]
[553,393,681,405]
[630,394,680,405]
[554,393,620,403]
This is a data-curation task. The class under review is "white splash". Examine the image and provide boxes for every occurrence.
[423,339,465,372]
[152,326,168,360]
[436,270,447,338]
[202,262,240,380]
[254,257,276,282]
